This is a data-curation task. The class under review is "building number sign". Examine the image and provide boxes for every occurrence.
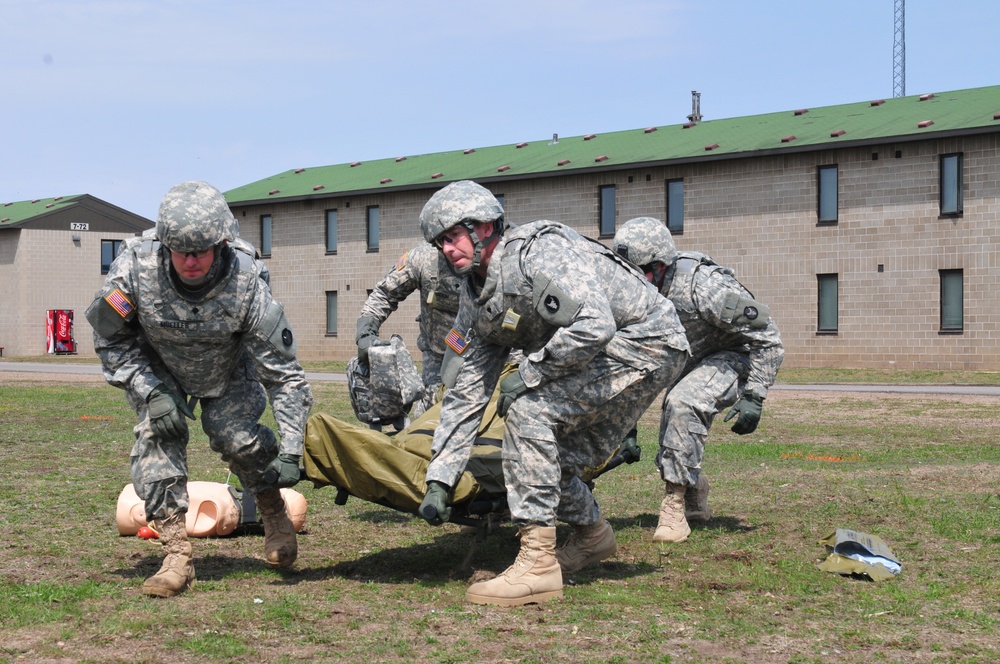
[70,222,89,231]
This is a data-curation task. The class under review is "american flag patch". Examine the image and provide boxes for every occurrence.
[396,252,408,270]
[105,289,134,318]
[445,328,469,354]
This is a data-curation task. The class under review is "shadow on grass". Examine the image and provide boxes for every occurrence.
[607,513,757,536]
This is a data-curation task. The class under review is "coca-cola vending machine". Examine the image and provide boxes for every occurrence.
[46,309,77,354]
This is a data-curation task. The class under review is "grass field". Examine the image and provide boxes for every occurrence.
[0,371,997,663]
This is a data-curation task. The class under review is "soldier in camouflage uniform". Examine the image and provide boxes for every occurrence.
[612,217,784,543]
[356,241,464,417]
[416,181,690,607]
[86,181,313,598]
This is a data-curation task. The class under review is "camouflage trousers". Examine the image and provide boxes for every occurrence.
[503,347,687,529]
[412,350,444,419]
[656,350,751,487]
[127,355,280,521]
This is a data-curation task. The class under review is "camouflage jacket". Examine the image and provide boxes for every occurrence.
[664,251,784,398]
[425,220,689,488]
[358,242,463,355]
[86,237,312,455]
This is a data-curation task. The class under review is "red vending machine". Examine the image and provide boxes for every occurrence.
[46,309,77,354]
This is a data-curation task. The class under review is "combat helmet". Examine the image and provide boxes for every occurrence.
[612,217,677,269]
[156,180,235,253]
[419,180,504,274]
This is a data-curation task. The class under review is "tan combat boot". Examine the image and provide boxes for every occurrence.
[684,474,712,523]
[466,525,563,607]
[555,518,617,573]
[653,482,691,543]
[141,513,195,597]
[256,489,297,568]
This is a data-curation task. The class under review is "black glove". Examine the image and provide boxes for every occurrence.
[724,393,765,435]
[263,453,302,488]
[419,481,452,526]
[497,370,530,417]
[355,316,389,365]
[146,385,193,439]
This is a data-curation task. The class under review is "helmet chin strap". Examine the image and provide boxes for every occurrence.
[467,219,504,273]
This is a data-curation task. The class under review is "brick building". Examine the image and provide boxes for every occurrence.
[225,84,1000,370]
[0,196,152,357]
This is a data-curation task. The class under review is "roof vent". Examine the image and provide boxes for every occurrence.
[515,142,528,148]
[312,185,325,191]
[643,127,658,134]
[350,161,362,167]
[919,93,936,101]
[686,91,702,123]
[830,129,846,137]
[594,155,608,162]
[793,109,809,116]
[497,165,511,172]
[294,168,305,174]
[584,134,597,141]
[395,156,407,162]
[993,112,1000,120]
[54,196,63,201]
[268,189,280,195]
[463,149,476,154]
[781,135,796,143]
[870,99,885,107]
[548,133,559,145]
[380,178,392,184]
[557,159,571,166]
[704,143,719,151]
[682,122,697,129]
[917,120,934,128]
[31,199,40,203]
[45,203,54,208]
[1,217,9,222]
[431,172,444,179]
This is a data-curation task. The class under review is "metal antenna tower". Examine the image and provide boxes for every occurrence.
[893,0,906,97]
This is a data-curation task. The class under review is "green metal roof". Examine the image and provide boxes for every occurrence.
[225,84,1000,206]
[0,195,84,227]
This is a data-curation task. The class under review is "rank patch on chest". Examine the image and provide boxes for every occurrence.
[502,309,520,331]
[105,289,134,318]
[445,328,469,354]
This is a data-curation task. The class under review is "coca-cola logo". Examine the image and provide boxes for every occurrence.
[57,312,71,338]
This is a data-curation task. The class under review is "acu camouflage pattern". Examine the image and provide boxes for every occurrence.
[418,180,504,244]
[611,216,678,268]
[346,336,425,425]
[425,221,690,528]
[89,230,312,520]
[656,250,784,487]
[155,180,234,253]
[358,242,462,414]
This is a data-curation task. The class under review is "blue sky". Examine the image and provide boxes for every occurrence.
[3,0,997,221]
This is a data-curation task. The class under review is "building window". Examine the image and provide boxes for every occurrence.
[366,206,380,251]
[325,209,338,254]
[666,179,684,233]
[495,194,505,210]
[100,239,123,274]
[817,273,839,333]
[940,269,963,332]
[260,214,272,257]
[599,185,616,237]
[818,165,839,223]
[940,153,963,216]
[326,291,338,336]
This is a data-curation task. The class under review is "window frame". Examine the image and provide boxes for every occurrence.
[939,269,963,333]
[666,178,684,233]
[598,185,616,238]
[325,208,338,254]
[817,273,839,333]
[939,153,963,217]
[817,164,839,224]
[100,239,124,275]
[366,205,380,252]
[325,290,338,336]
[260,214,272,257]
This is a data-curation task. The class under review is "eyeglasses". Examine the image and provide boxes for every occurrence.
[170,246,216,260]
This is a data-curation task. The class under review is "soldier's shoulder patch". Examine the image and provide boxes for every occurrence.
[445,328,470,354]
[396,252,409,271]
[105,289,134,318]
